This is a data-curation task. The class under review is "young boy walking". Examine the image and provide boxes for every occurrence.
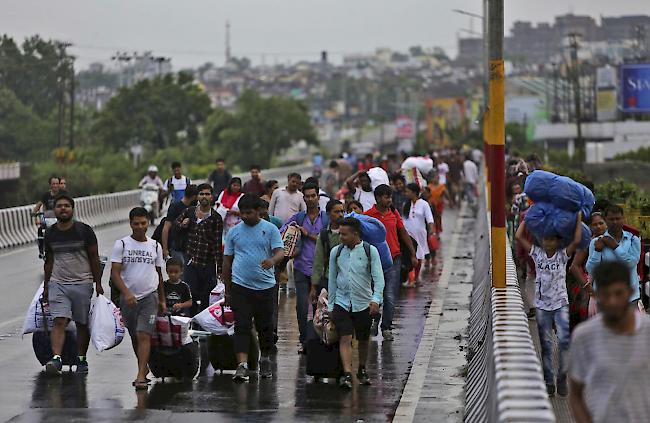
[163,257,192,316]
[515,212,582,397]
[111,207,166,390]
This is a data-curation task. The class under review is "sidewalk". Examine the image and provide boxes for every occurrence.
[394,205,476,422]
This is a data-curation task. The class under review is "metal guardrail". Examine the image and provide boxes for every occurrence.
[465,191,554,422]
[0,163,311,251]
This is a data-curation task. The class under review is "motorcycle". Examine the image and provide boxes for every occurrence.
[140,183,160,224]
[37,211,58,260]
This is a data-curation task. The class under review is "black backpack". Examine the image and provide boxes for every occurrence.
[151,218,166,243]
[333,241,374,288]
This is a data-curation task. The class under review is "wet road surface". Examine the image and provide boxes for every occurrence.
[0,208,469,422]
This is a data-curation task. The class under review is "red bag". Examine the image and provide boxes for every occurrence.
[151,315,191,348]
[428,234,440,251]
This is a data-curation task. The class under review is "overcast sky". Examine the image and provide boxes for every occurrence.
[1,0,648,70]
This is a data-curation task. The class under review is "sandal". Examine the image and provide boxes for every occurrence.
[133,379,150,390]
[132,378,151,387]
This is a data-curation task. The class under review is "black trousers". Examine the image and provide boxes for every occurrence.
[230,283,275,356]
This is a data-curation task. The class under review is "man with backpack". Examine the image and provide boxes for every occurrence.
[328,217,385,389]
[174,183,223,315]
[163,161,191,204]
[310,199,345,303]
[280,183,329,354]
[159,184,198,262]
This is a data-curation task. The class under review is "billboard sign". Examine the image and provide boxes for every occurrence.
[597,66,617,121]
[395,116,414,139]
[620,64,650,113]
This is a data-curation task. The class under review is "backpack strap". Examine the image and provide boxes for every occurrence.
[362,241,373,289]
[296,210,307,226]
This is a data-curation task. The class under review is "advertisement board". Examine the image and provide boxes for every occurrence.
[395,116,414,139]
[620,64,650,113]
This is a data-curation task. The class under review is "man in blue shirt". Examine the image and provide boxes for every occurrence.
[281,183,329,354]
[328,217,385,389]
[223,194,285,382]
[586,205,641,305]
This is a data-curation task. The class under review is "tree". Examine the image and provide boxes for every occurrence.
[207,90,316,169]
[409,45,424,57]
[0,35,72,118]
[0,88,55,160]
[92,72,211,151]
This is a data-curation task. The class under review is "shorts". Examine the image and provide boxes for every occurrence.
[120,292,158,336]
[48,282,93,325]
[331,304,372,341]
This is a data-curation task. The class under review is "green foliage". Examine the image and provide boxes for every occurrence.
[613,146,650,162]
[92,72,212,151]
[594,178,639,203]
[0,88,56,160]
[206,90,316,169]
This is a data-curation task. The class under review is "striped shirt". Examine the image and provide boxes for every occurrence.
[569,313,650,423]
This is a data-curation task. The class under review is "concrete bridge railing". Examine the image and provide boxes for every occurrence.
[464,191,555,422]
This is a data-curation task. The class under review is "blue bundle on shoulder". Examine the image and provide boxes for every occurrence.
[524,170,594,216]
[346,212,393,271]
[524,202,591,249]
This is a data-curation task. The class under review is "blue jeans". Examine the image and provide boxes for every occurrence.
[536,305,570,385]
[294,270,314,345]
[184,262,216,316]
[378,256,401,331]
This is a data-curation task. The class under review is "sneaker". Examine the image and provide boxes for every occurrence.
[557,378,568,397]
[382,329,394,342]
[76,357,89,374]
[45,356,63,375]
[259,358,272,379]
[232,363,249,382]
[339,373,353,389]
[370,320,379,337]
[357,368,371,386]
[546,384,555,396]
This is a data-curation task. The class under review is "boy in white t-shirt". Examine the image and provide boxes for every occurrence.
[111,207,166,390]
[515,212,582,397]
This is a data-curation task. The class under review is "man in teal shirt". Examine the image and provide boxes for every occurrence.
[328,217,385,389]
[586,205,641,305]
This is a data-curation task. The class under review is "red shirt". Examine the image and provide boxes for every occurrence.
[365,205,404,258]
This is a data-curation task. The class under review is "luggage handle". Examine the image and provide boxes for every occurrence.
[38,297,50,336]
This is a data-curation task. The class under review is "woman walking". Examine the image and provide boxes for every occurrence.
[402,183,435,286]
[216,177,244,235]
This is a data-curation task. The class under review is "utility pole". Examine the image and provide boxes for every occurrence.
[151,56,170,76]
[69,58,75,149]
[225,20,232,64]
[486,0,505,288]
[568,33,583,161]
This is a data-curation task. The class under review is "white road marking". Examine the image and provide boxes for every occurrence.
[393,202,465,423]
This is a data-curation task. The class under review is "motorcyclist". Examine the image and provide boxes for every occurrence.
[32,176,61,258]
[139,165,163,222]
[139,165,164,190]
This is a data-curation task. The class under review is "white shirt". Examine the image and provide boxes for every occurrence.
[529,245,569,311]
[318,189,330,211]
[111,236,164,300]
[139,175,163,189]
[462,160,479,185]
[437,162,449,185]
[269,187,306,223]
[354,189,376,211]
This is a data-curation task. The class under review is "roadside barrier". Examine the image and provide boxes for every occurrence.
[465,192,554,422]
[0,163,311,251]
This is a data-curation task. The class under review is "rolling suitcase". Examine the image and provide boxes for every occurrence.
[32,330,78,369]
[149,341,200,380]
[207,331,259,373]
[305,321,342,379]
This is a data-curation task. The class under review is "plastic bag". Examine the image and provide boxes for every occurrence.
[313,289,329,337]
[89,295,125,352]
[401,156,434,175]
[151,315,192,348]
[401,167,427,189]
[367,167,389,190]
[209,282,225,305]
[345,212,393,271]
[524,170,595,215]
[22,283,74,335]
[192,299,235,336]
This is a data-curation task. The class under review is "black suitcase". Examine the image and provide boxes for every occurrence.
[305,321,342,378]
[207,332,259,373]
[149,341,200,380]
[32,330,78,368]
